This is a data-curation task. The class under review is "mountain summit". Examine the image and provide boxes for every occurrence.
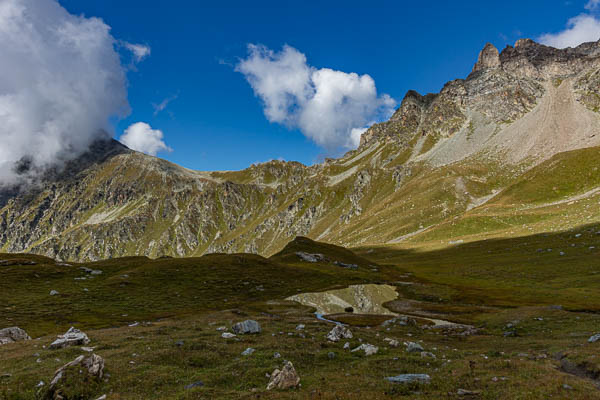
[2,39,600,261]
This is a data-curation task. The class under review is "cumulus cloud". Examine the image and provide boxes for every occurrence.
[119,122,172,156]
[123,42,151,62]
[0,0,132,185]
[236,44,396,150]
[538,14,600,48]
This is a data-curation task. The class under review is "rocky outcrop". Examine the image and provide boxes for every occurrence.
[326,325,353,342]
[0,327,31,345]
[266,361,300,390]
[472,43,501,73]
[49,327,90,349]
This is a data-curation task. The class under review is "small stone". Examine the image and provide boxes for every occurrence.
[50,290,59,296]
[406,342,424,353]
[241,347,255,356]
[175,340,184,347]
[457,389,481,395]
[266,361,300,390]
[184,381,204,390]
[383,338,399,347]
[231,320,261,335]
[221,332,236,339]
[385,374,430,384]
[563,384,573,390]
[588,333,600,343]
[343,342,350,350]
[327,352,336,359]
[273,352,281,359]
[96,395,107,400]
[296,324,305,331]
[421,351,436,359]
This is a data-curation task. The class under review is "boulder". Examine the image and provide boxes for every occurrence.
[231,320,261,334]
[266,361,300,390]
[0,327,31,345]
[351,343,379,356]
[50,327,90,349]
[326,325,352,342]
[385,374,431,384]
[406,342,424,353]
[295,252,324,263]
[49,354,104,387]
[46,354,104,398]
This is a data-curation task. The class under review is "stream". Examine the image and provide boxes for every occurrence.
[287,283,460,327]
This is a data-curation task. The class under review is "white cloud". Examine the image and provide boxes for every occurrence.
[236,44,396,150]
[123,42,151,62]
[119,122,172,156]
[0,0,130,185]
[538,14,600,48]
[585,0,600,10]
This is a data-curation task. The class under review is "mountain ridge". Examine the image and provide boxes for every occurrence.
[2,38,600,261]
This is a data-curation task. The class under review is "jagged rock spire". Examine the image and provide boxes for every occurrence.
[472,43,501,73]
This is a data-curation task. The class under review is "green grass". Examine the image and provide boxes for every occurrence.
[3,233,600,398]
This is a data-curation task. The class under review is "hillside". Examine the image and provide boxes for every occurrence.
[4,234,600,398]
[1,39,600,261]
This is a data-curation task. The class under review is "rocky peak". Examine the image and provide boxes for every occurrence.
[500,38,600,78]
[472,43,501,73]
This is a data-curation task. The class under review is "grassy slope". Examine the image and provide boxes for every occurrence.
[2,234,600,398]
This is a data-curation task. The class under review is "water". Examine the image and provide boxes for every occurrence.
[287,284,399,316]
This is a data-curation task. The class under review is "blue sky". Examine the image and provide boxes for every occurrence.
[58,0,600,171]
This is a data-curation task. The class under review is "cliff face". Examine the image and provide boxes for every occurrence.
[2,39,600,261]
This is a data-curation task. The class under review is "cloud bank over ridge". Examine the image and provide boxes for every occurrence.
[0,0,135,185]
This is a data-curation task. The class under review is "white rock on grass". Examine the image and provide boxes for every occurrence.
[49,327,90,349]
[221,332,236,339]
[266,361,300,390]
[405,342,424,353]
[50,354,104,389]
[588,333,600,343]
[231,320,261,334]
[385,374,431,384]
[351,344,379,356]
[0,327,31,345]
[241,348,255,356]
[326,325,352,342]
